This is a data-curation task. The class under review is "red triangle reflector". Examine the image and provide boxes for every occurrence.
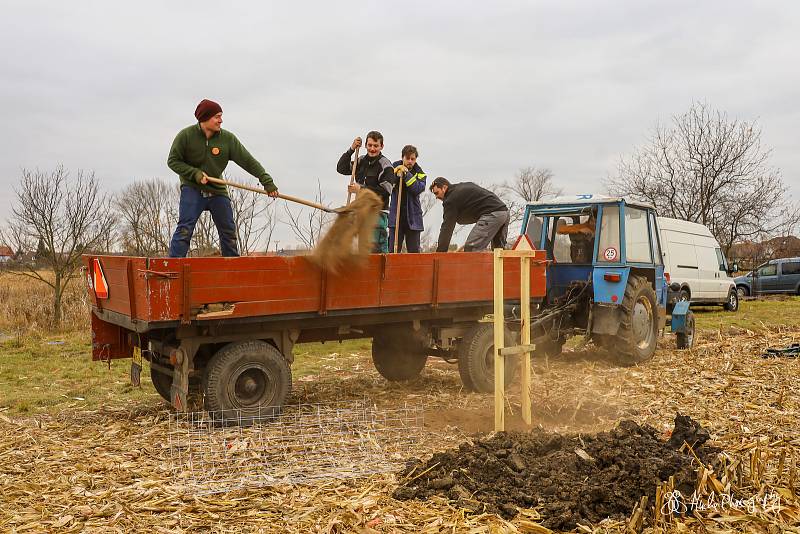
[93,258,109,299]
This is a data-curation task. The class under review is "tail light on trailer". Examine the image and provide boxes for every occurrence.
[90,258,109,299]
[603,272,622,282]
[665,272,671,283]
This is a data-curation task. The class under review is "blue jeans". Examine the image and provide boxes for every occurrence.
[168,186,239,257]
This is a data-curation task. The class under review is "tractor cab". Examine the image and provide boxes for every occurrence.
[520,195,694,362]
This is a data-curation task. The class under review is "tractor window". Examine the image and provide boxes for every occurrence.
[549,213,595,264]
[524,212,544,248]
[625,207,652,263]
[649,212,663,265]
[597,205,620,263]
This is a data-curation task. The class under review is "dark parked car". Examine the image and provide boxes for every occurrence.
[735,257,800,297]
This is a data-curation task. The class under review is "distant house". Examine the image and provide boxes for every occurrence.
[0,245,14,263]
[728,235,800,269]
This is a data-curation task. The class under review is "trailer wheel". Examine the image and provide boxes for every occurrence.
[458,323,517,393]
[150,366,172,402]
[149,365,199,403]
[614,274,659,365]
[371,327,428,381]
[676,311,696,349]
[202,341,292,419]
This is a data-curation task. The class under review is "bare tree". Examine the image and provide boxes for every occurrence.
[1,167,114,326]
[229,184,278,254]
[283,181,332,249]
[118,179,178,255]
[189,212,220,256]
[506,167,562,202]
[499,166,561,226]
[608,102,799,254]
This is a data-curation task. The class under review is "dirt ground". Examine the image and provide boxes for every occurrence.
[394,415,718,530]
[2,323,800,533]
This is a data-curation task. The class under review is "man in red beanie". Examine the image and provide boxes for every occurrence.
[167,98,279,257]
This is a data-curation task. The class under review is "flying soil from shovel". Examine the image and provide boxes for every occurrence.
[204,176,382,272]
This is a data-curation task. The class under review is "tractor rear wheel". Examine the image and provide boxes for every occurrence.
[202,341,292,420]
[458,323,518,393]
[371,326,428,381]
[614,275,659,365]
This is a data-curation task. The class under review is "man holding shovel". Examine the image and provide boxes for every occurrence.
[167,98,279,258]
[336,131,397,253]
[389,145,426,253]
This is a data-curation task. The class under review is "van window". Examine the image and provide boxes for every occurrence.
[624,207,652,263]
[648,213,663,265]
[598,205,620,262]
[782,261,800,275]
[758,264,777,276]
[714,248,727,271]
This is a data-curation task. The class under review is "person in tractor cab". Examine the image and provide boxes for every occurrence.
[336,131,397,253]
[429,177,509,252]
[556,211,596,263]
[167,99,279,258]
[388,145,427,253]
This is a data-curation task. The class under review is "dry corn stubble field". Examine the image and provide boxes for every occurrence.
[1,271,799,533]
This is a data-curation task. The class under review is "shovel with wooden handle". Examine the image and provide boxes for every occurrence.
[204,176,344,213]
[392,173,404,253]
[346,146,360,206]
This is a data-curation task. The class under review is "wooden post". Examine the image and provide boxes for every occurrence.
[520,255,532,424]
[493,248,505,432]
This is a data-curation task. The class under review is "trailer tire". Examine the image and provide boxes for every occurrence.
[614,274,659,365]
[458,323,517,393]
[150,365,200,403]
[202,340,291,420]
[371,327,428,382]
[150,366,172,403]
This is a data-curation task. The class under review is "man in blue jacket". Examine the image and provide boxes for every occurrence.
[389,145,427,253]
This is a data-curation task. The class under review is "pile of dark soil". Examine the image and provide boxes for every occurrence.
[393,415,718,530]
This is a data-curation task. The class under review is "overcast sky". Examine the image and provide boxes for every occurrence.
[1,0,798,248]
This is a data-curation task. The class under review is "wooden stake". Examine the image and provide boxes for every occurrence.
[493,248,505,432]
[520,255,532,425]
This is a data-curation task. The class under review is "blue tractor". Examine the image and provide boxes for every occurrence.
[521,195,694,363]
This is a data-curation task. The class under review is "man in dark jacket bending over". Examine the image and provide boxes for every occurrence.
[429,177,509,252]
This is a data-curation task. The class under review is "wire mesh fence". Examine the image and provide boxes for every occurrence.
[168,401,424,494]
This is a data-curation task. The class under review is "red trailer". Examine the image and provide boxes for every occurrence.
[85,252,547,416]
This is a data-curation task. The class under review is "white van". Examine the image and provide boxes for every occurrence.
[657,217,739,312]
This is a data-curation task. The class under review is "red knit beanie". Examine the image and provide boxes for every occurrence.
[194,99,222,122]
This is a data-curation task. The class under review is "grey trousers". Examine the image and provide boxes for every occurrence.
[463,209,510,251]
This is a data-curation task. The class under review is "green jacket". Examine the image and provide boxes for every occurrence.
[167,124,276,196]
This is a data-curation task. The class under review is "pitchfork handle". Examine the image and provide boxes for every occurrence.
[204,176,335,213]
